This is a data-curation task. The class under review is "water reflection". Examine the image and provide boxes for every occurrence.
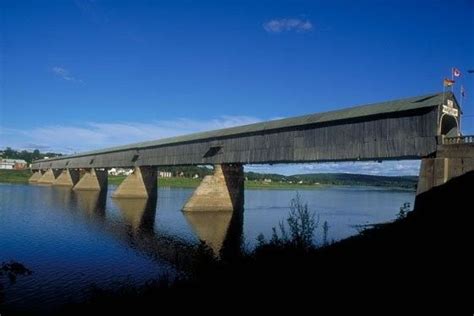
[113,197,157,233]
[48,186,243,264]
[75,190,107,218]
[183,208,243,257]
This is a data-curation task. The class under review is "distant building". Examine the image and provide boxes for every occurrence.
[263,178,272,183]
[193,174,199,179]
[0,159,28,170]
[159,171,172,178]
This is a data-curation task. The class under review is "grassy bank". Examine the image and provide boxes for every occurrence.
[0,169,32,183]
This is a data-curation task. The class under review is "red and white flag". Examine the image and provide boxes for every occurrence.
[452,67,461,77]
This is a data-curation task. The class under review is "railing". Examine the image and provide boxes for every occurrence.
[443,135,474,145]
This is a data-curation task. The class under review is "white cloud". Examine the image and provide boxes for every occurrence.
[0,116,261,154]
[263,18,313,33]
[52,66,83,83]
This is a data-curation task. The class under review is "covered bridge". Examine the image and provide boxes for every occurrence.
[31,91,460,170]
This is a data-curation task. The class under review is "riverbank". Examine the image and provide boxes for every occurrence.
[0,170,415,190]
[0,170,32,183]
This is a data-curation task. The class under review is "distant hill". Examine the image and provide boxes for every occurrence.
[245,171,418,189]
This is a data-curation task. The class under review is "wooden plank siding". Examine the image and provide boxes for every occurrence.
[32,107,440,170]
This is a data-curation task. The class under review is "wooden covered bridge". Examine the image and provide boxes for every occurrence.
[30,91,473,211]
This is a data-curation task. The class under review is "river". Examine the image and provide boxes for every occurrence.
[0,183,414,311]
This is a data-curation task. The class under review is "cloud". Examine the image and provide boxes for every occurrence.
[52,67,83,83]
[263,18,313,33]
[0,116,261,154]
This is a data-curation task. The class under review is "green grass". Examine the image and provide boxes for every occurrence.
[0,169,33,183]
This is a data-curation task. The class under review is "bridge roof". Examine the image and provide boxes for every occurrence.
[36,91,453,161]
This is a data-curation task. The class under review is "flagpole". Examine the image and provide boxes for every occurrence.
[459,86,463,136]
[442,78,446,106]
[451,68,454,93]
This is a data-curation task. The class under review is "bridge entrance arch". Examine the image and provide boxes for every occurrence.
[440,114,459,137]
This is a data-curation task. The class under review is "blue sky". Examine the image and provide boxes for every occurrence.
[1,0,473,176]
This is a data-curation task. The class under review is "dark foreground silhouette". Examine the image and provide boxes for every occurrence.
[4,172,473,314]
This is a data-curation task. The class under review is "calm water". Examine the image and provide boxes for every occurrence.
[0,183,414,311]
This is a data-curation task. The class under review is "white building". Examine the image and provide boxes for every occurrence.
[0,159,28,170]
[159,171,172,178]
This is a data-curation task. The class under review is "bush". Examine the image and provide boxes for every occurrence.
[260,193,318,250]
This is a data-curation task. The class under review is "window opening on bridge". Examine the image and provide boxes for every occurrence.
[132,154,139,162]
[203,146,222,158]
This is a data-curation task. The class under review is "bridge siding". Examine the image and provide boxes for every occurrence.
[33,107,438,170]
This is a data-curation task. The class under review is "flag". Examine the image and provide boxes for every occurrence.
[452,67,461,77]
[444,78,455,87]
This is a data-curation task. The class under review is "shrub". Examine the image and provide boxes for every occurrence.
[263,193,319,250]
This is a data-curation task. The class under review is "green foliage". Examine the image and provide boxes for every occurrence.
[0,147,62,164]
[322,221,330,246]
[397,202,411,220]
[159,165,212,178]
[0,169,32,183]
[266,193,319,250]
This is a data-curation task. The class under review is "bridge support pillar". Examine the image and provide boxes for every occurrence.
[417,156,474,195]
[37,168,61,184]
[53,169,81,187]
[112,166,157,199]
[73,168,108,191]
[183,164,244,212]
[29,170,44,183]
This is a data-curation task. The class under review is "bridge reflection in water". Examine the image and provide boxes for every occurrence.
[49,187,244,267]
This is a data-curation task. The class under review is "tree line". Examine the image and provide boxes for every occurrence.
[0,148,63,164]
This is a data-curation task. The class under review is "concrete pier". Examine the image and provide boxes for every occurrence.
[28,170,44,183]
[112,166,157,199]
[37,168,61,184]
[73,168,108,191]
[53,169,81,187]
[183,164,244,212]
[417,144,474,195]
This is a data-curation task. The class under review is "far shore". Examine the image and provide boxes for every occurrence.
[0,169,416,191]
